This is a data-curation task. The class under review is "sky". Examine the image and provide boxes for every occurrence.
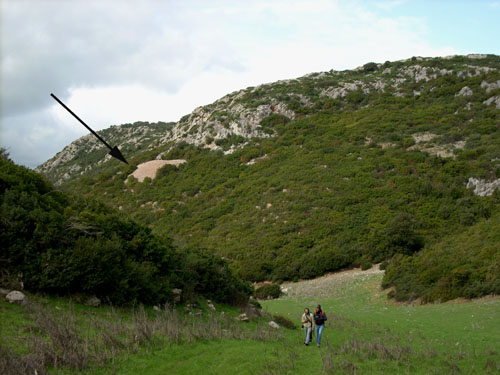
[1,0,500,168]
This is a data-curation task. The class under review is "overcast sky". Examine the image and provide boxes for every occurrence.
[1,0,500,168]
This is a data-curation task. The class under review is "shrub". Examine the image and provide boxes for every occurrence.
[360,257,372,271]
[363,62,378,72]
[249,298,262,310]
[255,283,282,299]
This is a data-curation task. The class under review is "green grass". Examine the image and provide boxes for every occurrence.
[2,270,499,374]
[262,271,500,374]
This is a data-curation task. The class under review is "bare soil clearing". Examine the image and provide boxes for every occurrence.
[128,160,186,182]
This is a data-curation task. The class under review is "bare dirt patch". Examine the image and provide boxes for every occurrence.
[127,160,186,182]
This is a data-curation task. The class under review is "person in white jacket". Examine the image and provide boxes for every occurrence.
[301,307,314,346]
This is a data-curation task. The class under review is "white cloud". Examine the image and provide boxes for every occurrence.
[1,0,458,167]
[374,0,407,11]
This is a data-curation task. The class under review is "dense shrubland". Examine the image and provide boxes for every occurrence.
[38,55,500,302]
[0,151,251,305]
[382,209,500,302]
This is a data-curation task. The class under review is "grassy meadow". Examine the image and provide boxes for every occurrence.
[2,267,498,374]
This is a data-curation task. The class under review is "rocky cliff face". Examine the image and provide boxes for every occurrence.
[36,54,500,186]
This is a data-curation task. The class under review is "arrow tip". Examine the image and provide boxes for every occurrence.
[109,146,128,164]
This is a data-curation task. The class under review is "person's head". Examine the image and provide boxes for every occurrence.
[316,304,322,311]
[304,307,310,313]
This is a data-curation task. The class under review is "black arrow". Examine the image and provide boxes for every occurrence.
[50,93,128,164]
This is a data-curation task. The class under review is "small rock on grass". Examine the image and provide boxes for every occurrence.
[6,290,28,305]
[84,296,101,307]
[235,313,249,322]
[268,321,280,329]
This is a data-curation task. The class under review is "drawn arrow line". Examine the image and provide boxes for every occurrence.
[50,93,128,164]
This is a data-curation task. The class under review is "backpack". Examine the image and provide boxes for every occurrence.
[314,310,327,325]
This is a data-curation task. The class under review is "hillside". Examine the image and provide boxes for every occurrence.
[36,54,500,301]
[0,152,250,305]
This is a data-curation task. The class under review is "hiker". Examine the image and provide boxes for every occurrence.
[313,304,327,347]
[301,307,314,346]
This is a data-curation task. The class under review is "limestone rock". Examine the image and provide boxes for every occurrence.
[467,54,487,59]
[235,313,250,322]
[6,290,27,305]
[84,296,101,307]
[466,177,500,197]
[456,86,473,97]
[172,288,182,303]
[483,96,500,109]
[481,80,500,93]
[268,321,280,329]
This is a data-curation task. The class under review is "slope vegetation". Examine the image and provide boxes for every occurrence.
[37,55,500,301]
[0,152,250,305]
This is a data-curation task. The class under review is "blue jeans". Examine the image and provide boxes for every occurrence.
[304,327,312,344]
[315,324,324,346]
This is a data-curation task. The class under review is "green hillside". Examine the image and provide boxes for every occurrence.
[0,151,250,305]
[37,55,500,302]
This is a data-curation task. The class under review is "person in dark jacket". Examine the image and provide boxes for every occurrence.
[313,304,327,347]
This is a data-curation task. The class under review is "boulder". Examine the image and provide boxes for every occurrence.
[268,321,280,329]
[172,288,182,303]
[244,304,262,318]
[84,296,101,307]
[207,303,216,311]
[6,290,27,305]
[235,313,249,322]
[456,86,473,97]
[0,288,10,297]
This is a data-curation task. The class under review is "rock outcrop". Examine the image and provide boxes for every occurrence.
[466,177,500,196]
[483,96,500,109]
[35,55,500,186]
[456,86,473,97]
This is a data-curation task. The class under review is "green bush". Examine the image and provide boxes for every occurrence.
[254,283,282,299]
[360,256,372,271]
[363,62,378,72]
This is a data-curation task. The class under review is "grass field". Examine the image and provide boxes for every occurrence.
[1,266,499,374]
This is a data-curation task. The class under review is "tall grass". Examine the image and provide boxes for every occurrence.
[0,301,282,375]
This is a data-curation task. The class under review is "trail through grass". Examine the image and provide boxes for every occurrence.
[262,266,500,374]
[1,266,499,374]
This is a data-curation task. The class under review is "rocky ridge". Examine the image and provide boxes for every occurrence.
[37,54,500,187]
